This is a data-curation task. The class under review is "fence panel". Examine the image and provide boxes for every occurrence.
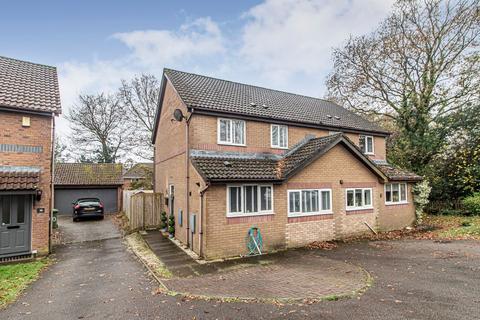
[122,190,163,230]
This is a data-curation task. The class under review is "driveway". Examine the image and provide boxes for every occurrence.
[1,215,479,319]
[55,215,121,244]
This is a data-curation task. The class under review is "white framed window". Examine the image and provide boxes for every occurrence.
[226,184,273,217]
[385,183,408,204]
[271,124,288,149]
[346,188,373,210]
[218,118,246,146]
[359,135,374,155]
[288,189,332,217]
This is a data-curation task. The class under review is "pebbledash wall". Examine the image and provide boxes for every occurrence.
[155,80,415,260]
[0,110,53,255]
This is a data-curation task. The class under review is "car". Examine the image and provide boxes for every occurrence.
[72,198,104,222]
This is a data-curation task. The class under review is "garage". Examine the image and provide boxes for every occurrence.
[54,163,123,215]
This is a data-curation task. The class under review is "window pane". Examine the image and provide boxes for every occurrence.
[355,189,363,207]
[271,125,279,146]
[347,190,354,207]
[260,186,272,211]
[364,189,371,206]
[229,187,241,213]
[17,196,25,224]
[311,190,319,212]
[359,135,366,153]
[244,186,258,213]
[392,184,400,202]
[385,184,392,202]
[219,119,229,142]
[399,184,406,201]
[233,120,244,144]
[289,191,301,213]
[321,191,330,210]
[1,196,10,224]
[367,137,373,153]
[279,126,287,148]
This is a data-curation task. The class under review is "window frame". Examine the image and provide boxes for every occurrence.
[217,118,246,146]
[270,124,288,149]
[226,184,274,217]
[287,189,333,217]
[359,135,375,155]
[345,188,373,211]
[385,183,408,205]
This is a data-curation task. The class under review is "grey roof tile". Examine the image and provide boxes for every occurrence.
[55,163,123,186]
[0,56,61,114]
[164,69,388,135]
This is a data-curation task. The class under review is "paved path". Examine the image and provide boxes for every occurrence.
[1,216,479,319]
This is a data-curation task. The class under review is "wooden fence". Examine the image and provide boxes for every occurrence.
[123,190,164,230]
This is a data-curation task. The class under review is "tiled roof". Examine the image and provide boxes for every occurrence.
[0,166,40,190]
[54,163,123,186]
[123,163,153,179]
[163,69,388,135]
[191,134,388,182]
[377,163,423,181]
[0,56,61,114]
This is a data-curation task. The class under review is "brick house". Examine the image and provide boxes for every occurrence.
[153,69,421,260]
[0,56,61,259]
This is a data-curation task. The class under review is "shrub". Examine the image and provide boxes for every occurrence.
[413,180,431,224]
[160,211,167,229]
[168,215,175,236]
[168,226,175,234]
[462,193,480,215]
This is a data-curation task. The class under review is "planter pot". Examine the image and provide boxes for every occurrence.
[161,228,167,232]
[168,234,174,238]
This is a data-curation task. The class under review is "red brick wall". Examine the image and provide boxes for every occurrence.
[0,110,54,255]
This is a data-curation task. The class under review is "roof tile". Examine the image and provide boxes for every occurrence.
[54,163,123,186]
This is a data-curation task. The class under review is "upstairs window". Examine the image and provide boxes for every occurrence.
[346,188,373,210]
[385,183,407,204]
[218,118,245,146]
[359,135,374,155]
[271,124,288,149]
[227,184,273,217]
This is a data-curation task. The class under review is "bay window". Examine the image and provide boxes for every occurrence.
[359,135,374,154]
[346,188,373,210]
[385,183,407,204]
[218,118,245,146]
[227,184,273,216]
[288,189,332,216]
[271,124,288,148]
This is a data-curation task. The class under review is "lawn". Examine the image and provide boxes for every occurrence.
[0,258,50,308]
[423,215,480,239]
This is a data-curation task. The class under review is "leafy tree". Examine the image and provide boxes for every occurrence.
[54,136,71,163]
[66,93,130,163]
[327,0,480,175]
[118,74,160,160]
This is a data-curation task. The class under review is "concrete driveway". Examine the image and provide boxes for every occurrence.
[55,215,121,244]
[1,214,479,319]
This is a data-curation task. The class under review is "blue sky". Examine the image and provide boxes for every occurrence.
[0,0,394,135]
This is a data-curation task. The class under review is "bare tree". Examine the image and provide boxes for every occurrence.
[119,74,160,160]
[327,0,480,170]
[66,93,129,163]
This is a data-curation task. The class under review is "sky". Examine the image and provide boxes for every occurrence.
[0,0,395,137]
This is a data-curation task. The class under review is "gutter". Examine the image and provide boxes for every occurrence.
[49,113,55,254]
[185,110,193,247]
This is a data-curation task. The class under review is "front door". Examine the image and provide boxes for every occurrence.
[0,195,32,257]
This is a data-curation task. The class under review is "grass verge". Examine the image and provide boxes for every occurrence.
[0,258,51,308]
[424,215,480,239]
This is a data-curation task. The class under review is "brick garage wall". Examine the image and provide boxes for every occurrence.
[190,114,386,160]
[378,183,416,231]
[0,110,53,255]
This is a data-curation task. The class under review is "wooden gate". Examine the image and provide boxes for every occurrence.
[123,191,164,230]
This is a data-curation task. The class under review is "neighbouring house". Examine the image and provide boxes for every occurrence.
[152,69,422,260]
[123,162,154,190]
[0,56,61,259]
[54,163,123,215]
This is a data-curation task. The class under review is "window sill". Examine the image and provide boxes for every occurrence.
[385,202,409,206]
[288,211,333,218]
[217,142,246,147]
[346,206,373,211]
[226,211,274,218]
[364,152,374,156]
[271,145,289,150]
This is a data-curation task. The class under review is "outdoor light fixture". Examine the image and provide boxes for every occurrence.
[35,189,42,201]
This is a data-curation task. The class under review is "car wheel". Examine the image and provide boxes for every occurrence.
[99,216,104,220]
[73,217,78,222]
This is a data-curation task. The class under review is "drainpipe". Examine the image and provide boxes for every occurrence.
[198,183,210,258]
[49,114,55,254]
[185,110,193,246]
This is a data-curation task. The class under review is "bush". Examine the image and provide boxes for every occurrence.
[463,193,480,215]
[413,180,431,224]
[439,208,466,216]
[168,215,175,236]
[168,226,175,234]
[160,211,167,229]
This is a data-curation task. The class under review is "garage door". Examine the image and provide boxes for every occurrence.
[54,188,118,215]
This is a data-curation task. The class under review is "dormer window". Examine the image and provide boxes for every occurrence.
[218,118,245,146]
[271,124,288,149]
[359,135,374,155]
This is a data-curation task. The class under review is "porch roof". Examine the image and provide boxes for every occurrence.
[0,166,41,190]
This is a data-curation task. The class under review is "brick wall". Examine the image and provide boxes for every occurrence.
[190,114,386,160]
[378,183,416,231]
[0,110,53,255]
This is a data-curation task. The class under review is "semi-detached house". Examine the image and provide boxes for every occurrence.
[152,69,422,260]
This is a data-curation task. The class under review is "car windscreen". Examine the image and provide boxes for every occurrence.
[77,198,100,204]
